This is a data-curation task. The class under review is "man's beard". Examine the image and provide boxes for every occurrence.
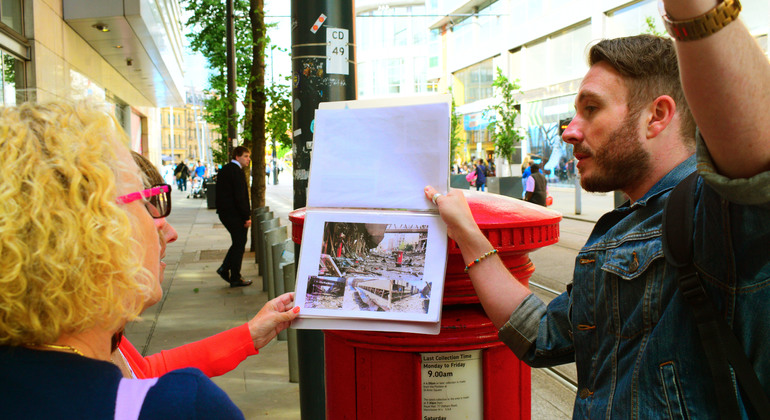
[577,113,652,193]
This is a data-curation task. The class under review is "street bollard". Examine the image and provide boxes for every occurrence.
[264,225,287,301]
[250,206,269,252]
[255,211,275,285]
[281,259,299,383]
[254,211,275,269]
[259,218,280,293]
[271,239,294,341]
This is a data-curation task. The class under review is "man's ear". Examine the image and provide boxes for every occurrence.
[646,95,676,139]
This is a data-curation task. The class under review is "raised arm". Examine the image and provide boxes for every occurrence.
[661,0,770,178]
[423,186,532,328]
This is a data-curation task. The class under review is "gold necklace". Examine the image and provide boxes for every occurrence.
[32,343,85,357]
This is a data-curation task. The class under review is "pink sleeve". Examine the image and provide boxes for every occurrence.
[525,176,535,192]
[121,323,258,378]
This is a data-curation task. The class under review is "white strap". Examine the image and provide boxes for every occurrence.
[114,377,159,420]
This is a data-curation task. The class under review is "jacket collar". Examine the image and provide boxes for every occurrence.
[617,154,697,210]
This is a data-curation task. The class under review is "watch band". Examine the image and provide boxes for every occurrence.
[658,0,742,42]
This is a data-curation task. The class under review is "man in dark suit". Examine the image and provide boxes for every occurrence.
[215,146,253,287]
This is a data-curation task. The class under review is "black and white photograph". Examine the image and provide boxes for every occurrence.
[304,222,432,314]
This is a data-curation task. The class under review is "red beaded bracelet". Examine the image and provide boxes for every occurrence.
[464,249,498,273]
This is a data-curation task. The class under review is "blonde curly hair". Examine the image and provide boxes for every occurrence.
[0,101,154,346]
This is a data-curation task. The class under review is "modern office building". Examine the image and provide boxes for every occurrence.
[427,0,769,178]
[0,0,185,165]
[355,0,440,98]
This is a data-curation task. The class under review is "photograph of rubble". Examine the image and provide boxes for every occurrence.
[294,210,447,326]
[304,221,432,314]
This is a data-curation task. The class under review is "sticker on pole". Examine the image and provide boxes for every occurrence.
[421,350,483,419]
[326,28,349,75]
[311,14,326,34]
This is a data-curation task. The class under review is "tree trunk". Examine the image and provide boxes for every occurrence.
[249,0,267,210]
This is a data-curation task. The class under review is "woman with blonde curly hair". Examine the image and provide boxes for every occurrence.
[0,101,243,419]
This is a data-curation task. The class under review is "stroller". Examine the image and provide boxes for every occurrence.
[188,176,205,198]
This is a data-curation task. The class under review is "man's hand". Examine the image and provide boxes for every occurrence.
[247,292,300,350]
[423,186,480,243]
[244,219,252,228]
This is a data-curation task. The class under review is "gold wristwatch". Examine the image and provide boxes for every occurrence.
[658,0,742,42]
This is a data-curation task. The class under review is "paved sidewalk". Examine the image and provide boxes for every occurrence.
[123,186,300,419]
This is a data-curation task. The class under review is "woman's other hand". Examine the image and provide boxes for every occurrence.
[248,292,300,350]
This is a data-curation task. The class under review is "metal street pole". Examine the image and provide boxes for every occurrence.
[226,0,237,157]
[291,1,356,419]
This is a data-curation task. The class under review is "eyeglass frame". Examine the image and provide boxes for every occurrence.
[116,184,172,219]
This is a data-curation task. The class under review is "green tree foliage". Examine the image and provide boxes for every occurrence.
[182,0,253,165]
[449,89,462,168]
[486,68,524,174]
[644,16,666,36]
[182,0,292,208]
[265,76,292,151]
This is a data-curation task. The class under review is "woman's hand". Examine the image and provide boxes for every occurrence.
[247,292,300,350]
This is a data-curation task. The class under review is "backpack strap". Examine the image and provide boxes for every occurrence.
[114,377,159,420]
[663,171,770,419]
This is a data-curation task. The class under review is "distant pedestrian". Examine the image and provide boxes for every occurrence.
[174,160,190,191]
[475,159,487,192]
[194,160,207,180]
[521,156,532,198]
[215,146,253,288]
[524,162,547,206]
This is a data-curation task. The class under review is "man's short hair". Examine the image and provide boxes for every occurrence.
[530,162,540,172]
[232,146,250,159]
[589,35,696,147]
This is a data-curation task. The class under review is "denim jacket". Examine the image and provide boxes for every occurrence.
[499,134,770,419]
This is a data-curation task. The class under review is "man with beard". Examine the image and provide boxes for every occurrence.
[424,2,770,417]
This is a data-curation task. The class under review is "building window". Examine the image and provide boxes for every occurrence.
[387,58,402,94]
[0,0,23,34]
[520,22,591,90]
[1,49,23,105]
[525,94,575,182]
[605,0,659,38]
[454,59,494,104]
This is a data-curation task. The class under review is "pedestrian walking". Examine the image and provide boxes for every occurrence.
[174,160,190,191]
[215,146,253,288]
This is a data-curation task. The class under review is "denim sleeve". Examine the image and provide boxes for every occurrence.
[696,130,770,205]
[498,292,575,367]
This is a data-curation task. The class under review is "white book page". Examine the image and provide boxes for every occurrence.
[307,101,450,210]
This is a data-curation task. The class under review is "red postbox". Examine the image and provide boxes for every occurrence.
[289,190,560,419]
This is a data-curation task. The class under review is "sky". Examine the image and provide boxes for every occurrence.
[182,1,292,90]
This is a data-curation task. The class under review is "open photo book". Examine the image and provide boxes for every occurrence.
[292,94,451,334]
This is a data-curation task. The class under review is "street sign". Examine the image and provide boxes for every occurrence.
[326,28,349,75]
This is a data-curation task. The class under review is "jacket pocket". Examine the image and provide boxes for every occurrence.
[659,361,689,420]
[601,238,663,281]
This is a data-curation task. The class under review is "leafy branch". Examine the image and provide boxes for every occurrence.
[486,68,524,174]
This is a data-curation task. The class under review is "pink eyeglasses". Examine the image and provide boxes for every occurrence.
[116,184,172,219]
